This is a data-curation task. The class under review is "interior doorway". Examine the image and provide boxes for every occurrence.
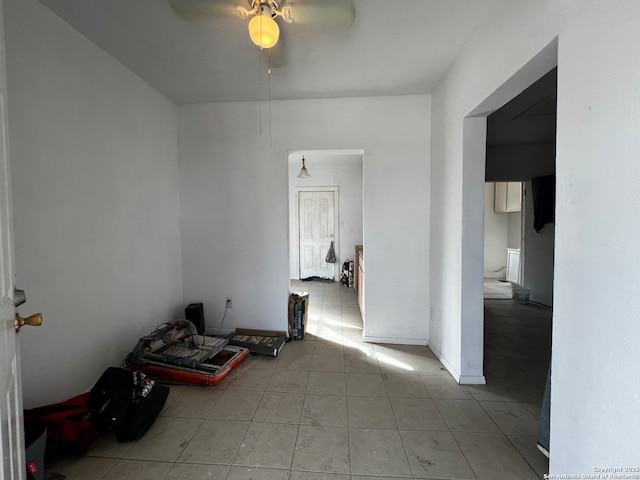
[287,150,364,283]
[461,41,557,462]
[458,38,558,385]
[484,66,557,304]
[483,64,556,428]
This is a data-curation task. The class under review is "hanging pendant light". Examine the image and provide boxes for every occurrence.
[248,4,280,49]
[297,156,311,178]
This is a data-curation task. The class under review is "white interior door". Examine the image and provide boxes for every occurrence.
[0,0,25,477]
[299,191,336,280]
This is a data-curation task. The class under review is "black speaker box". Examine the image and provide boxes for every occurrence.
[185,303,204,335]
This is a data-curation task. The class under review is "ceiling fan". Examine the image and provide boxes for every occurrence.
[169,0,356,67]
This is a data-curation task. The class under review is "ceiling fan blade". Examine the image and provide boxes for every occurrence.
[280,0,355,28]
[169,0,251,21]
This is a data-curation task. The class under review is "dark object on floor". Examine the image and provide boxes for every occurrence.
[24,392,100,456]
[229,328,287,356]
[300,276,334,283]
[123,320,249,386]
[44,473,65,480]
[88,367,169,442]
[185,302,205,335]
[288,292,309,340]
[340,260,353,287]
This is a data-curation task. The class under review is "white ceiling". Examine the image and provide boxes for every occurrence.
[37,0,504,105]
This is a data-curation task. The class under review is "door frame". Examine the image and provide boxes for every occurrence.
[294,186,339,281]
[460,39,558,384]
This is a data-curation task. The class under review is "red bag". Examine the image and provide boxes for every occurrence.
[24,392,100,455]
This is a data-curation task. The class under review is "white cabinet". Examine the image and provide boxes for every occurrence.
[494,182,522,213]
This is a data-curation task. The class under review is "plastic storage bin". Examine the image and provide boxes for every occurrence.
[25,423,46,480]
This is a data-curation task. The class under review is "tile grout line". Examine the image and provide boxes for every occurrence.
[90,283,542,479]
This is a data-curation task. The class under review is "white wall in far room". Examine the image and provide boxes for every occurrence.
[288,152,363,281]
[507,211,521,250]
[483,183,509,279]
[178,95,430,345]
[5,0,183,407]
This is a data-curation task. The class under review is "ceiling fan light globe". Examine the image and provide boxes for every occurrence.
[248,14,280,48]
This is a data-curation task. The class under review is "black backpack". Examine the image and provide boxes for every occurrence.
[88,367,169,442]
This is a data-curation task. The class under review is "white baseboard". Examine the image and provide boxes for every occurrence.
[427,343,486,385]
[362,336,428,346]
[428,343,460,379]
[458,375,486,385]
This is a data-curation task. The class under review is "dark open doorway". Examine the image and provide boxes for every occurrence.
[483,67,557,466]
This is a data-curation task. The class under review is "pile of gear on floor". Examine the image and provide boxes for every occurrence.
[24,366,169,480]
[22,316,263,479]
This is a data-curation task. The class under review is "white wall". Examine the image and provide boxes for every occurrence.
[483,183,508,279]
[507,211,521,250]
[179,95,430,344]
[288,153,363,281]
[430,0,640,472]
[5,0,183,406]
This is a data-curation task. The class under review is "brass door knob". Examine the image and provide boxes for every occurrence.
[15,313,43,332]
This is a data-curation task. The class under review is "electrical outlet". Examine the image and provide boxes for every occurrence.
[226,297,232,308]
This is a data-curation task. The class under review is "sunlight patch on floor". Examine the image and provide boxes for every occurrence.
[374,353,414,371]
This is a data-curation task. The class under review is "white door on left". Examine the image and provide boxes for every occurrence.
[0,0,25,477]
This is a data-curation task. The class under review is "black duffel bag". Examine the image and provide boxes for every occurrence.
[88,367,169,442]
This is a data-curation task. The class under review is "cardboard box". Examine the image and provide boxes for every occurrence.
[228,328,287,357]
[288,292,309,340]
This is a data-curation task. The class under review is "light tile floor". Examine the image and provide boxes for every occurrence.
[52,282,550,479]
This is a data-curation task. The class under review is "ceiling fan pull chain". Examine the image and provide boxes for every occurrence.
[268,49,273,147]
[258,49,262,136]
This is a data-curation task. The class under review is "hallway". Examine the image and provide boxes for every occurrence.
[51,284,549,479]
